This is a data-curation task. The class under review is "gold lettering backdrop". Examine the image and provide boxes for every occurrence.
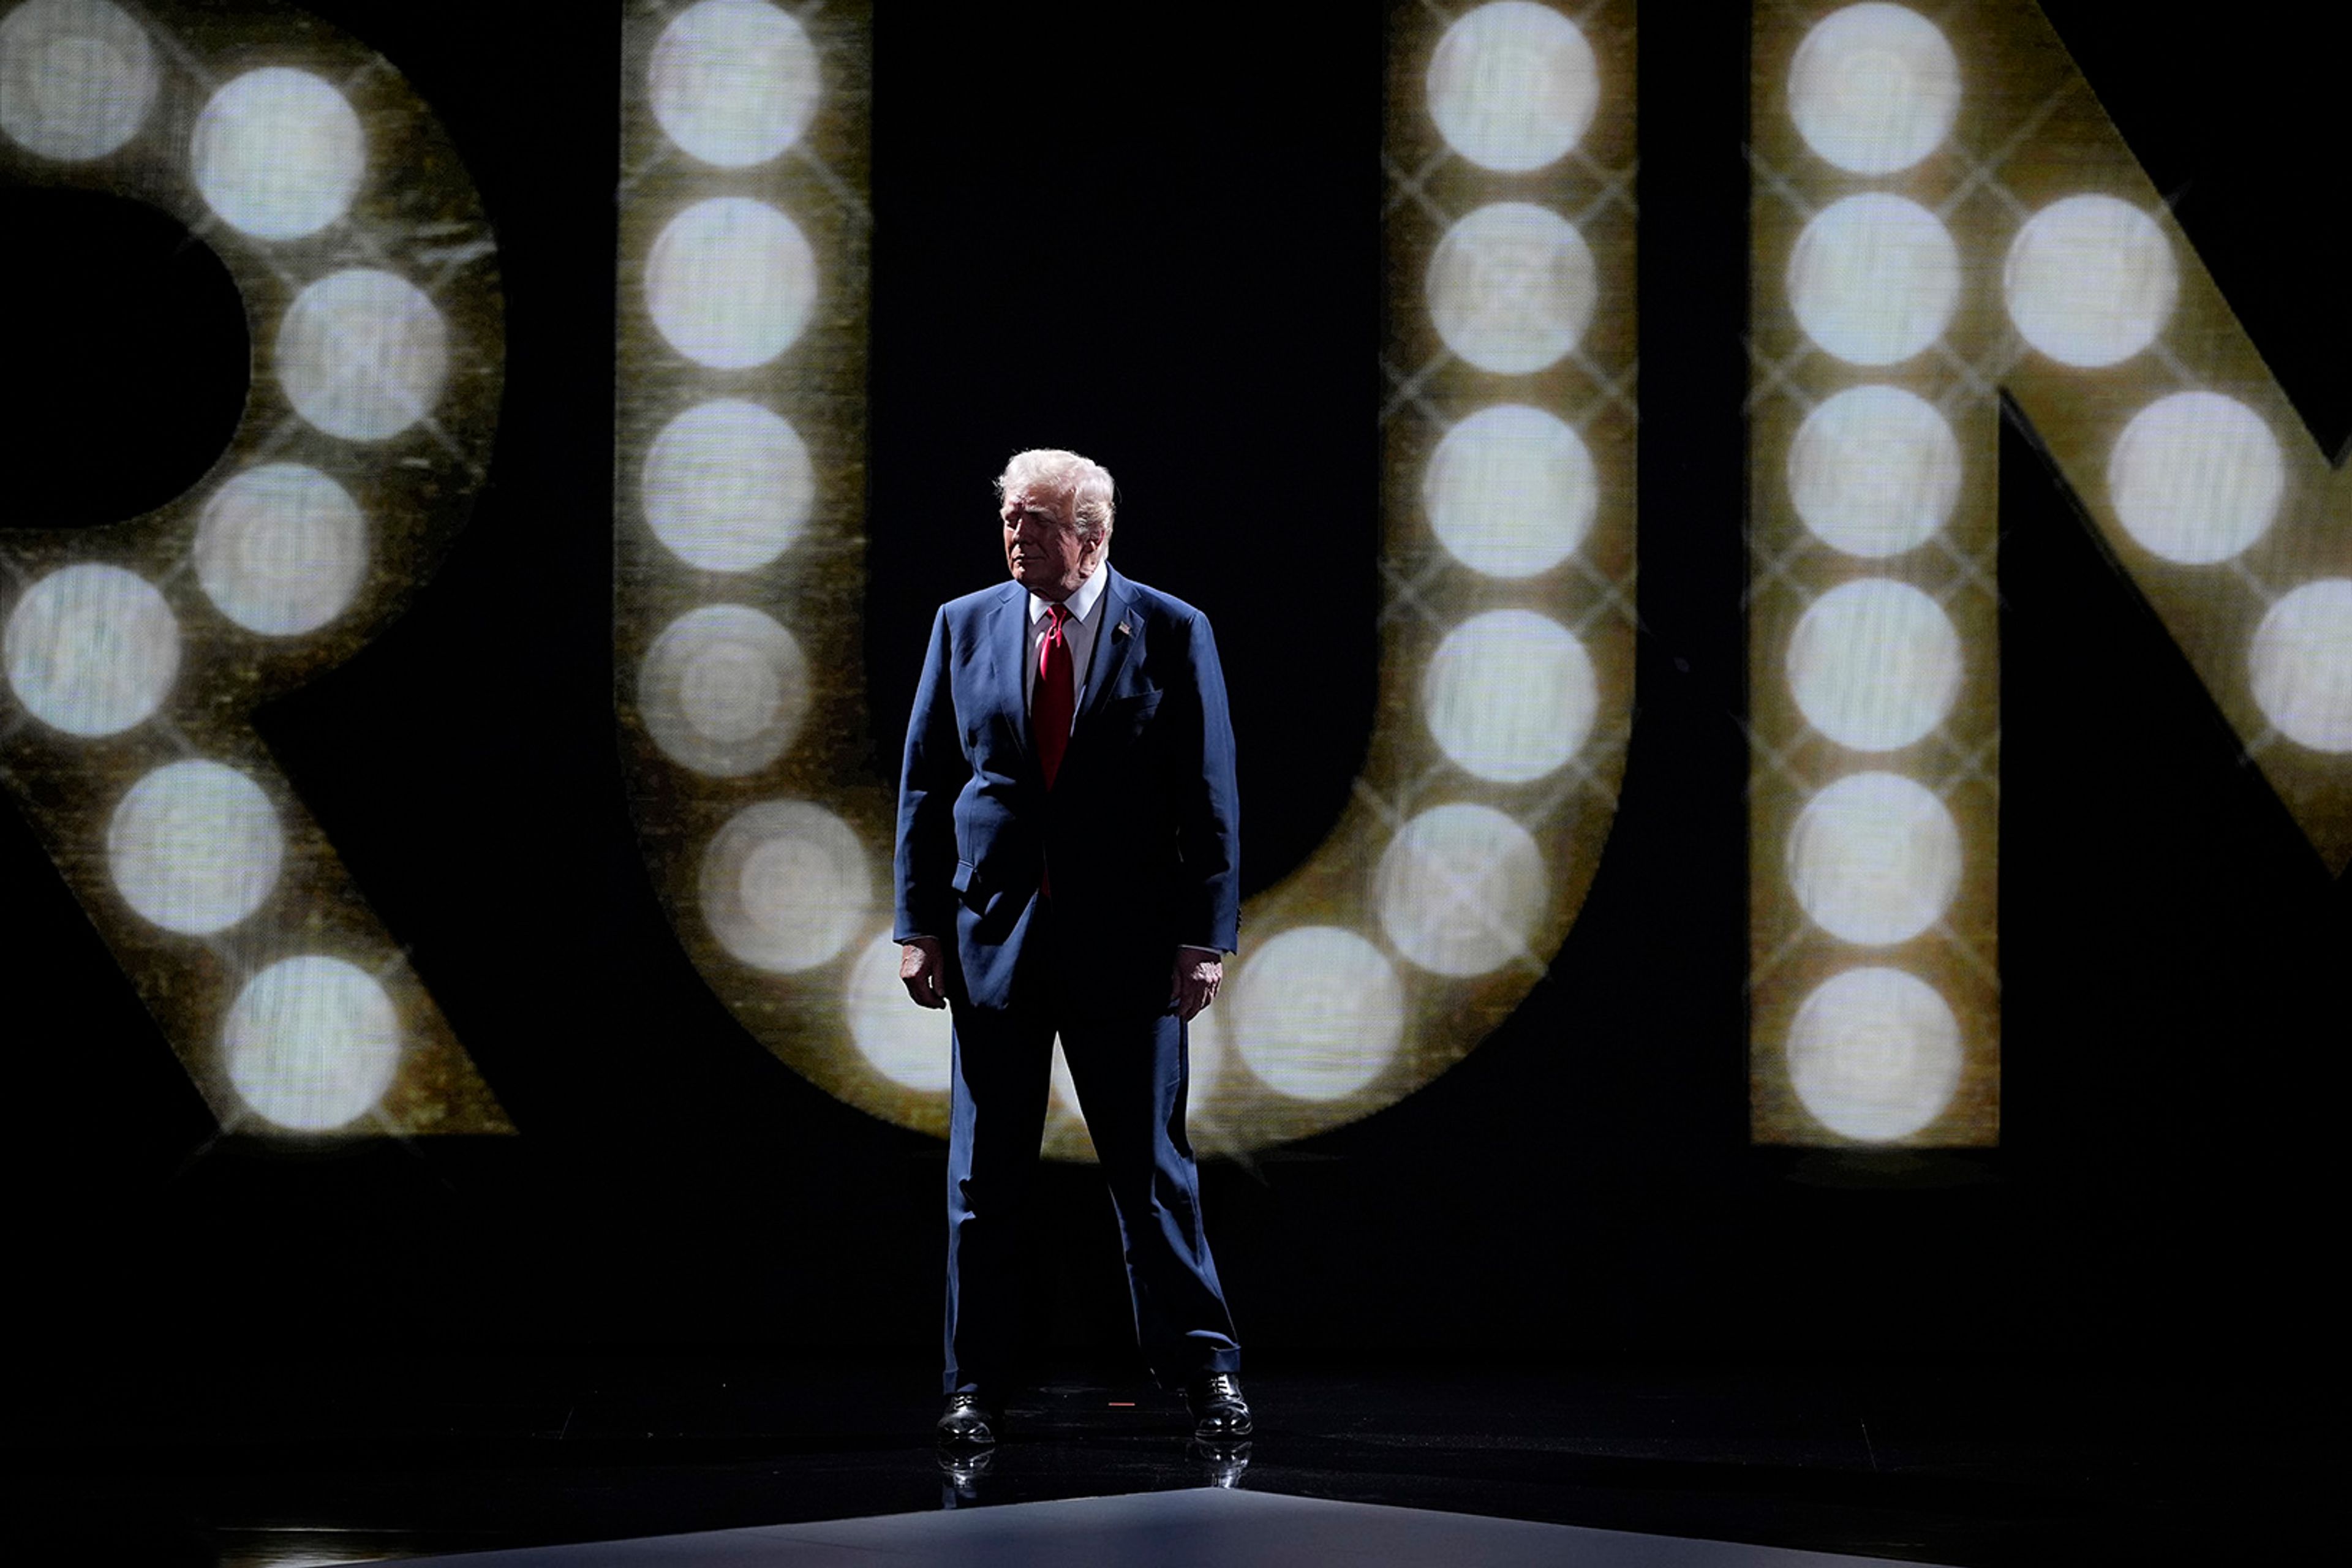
[0,0,508,1136]
[1747,0,2352,1147]
[615,0,1637,1158]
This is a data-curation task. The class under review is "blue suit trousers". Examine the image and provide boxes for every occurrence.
[943,902,1241,1394]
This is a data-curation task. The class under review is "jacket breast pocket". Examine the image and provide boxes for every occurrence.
[1099,689,1164,739]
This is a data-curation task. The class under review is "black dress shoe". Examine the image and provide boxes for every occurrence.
[937,1390,1000,1447]
[1185,1373,1253,1441]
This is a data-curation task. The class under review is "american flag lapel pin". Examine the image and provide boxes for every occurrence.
[1115,618,1133,639]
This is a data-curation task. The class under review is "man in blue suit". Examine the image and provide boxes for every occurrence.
[894,448,1249,1449]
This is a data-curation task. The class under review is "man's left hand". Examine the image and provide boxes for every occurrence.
[1170,946,1223,1022]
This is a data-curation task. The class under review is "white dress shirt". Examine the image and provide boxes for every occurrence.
[1024,562,1111,722]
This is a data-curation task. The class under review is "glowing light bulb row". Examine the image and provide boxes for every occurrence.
[2077,363,2352,757]
[4,2,360,236]
[1169,0,1626,1115]
[1986,0,2352,888]
[0,0,503,1134]
[631,0,820,745]
[1787,192,2179,372]
[625,0,864,1000]
[1767,573,1975,1144]
[620,1,1024,1146]
[2095,386,2352,754]
[1788,189,2179,373]
[1757,3,1989,1144]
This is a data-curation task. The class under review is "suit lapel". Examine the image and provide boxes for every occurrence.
[1076,568,1139,728]
[988,581,1033,771]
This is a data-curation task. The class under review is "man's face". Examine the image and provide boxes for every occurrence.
[1001,487,1104,600]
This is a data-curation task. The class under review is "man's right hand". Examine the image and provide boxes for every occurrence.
[899,937,947,1009]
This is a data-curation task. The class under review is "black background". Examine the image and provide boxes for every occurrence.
[2,0,2346,1387]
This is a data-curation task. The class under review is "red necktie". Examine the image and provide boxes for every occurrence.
[1034,601,1074,790]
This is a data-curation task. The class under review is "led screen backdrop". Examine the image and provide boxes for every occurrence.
[614,0,1637,1158]
[4,0,2340,1166]
[1747,0,2352,1147]
[0,0,508,1136]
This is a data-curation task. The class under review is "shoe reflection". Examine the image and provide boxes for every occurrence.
[1188,1438,1252,1487]
[937,1445,995,1507]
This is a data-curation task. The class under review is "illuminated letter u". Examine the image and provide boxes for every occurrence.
[614,1,1637,1156]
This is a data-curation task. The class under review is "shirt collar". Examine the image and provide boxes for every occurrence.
[1029,564,1110,626]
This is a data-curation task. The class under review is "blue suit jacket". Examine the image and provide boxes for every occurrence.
[894,567,1241,1016]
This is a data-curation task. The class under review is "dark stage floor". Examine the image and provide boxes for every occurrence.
[2,1355,2328,1565]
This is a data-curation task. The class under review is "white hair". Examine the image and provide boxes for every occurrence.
[995,448,1115,541]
